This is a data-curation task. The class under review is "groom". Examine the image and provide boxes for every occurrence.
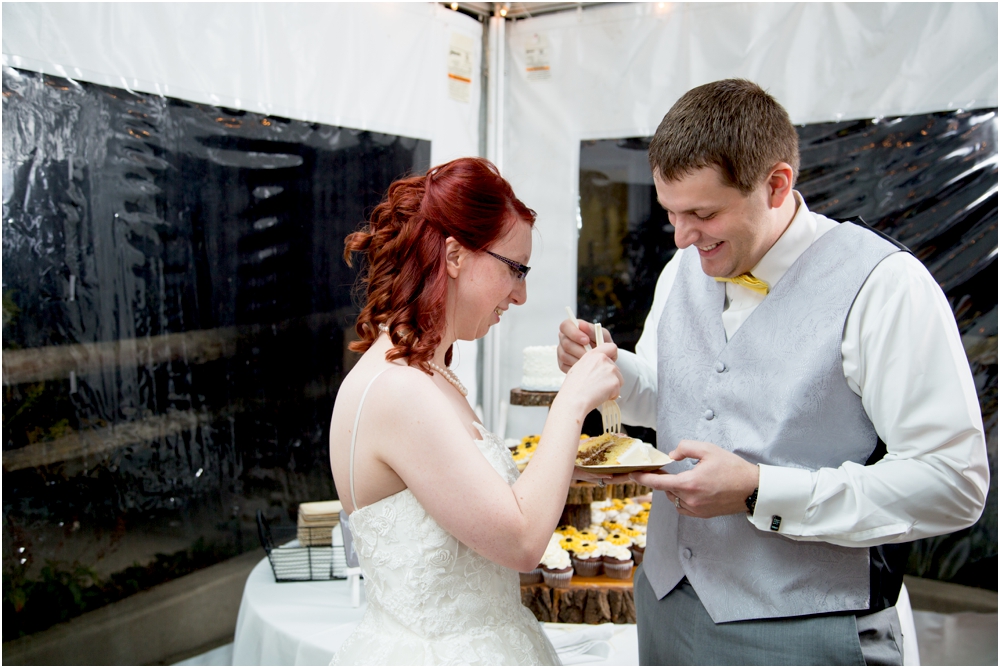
[558,79,988,664]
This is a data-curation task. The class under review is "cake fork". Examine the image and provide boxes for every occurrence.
[594,323,623,434]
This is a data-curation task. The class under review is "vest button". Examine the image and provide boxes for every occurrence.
[715,361,726,373]
[704,409,715,420]
[682,548,692,559]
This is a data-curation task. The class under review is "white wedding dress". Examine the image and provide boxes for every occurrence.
[331,370,559,665]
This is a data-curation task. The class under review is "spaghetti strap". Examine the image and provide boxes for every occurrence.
[349,368,391,511]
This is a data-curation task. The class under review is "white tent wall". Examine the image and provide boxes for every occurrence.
[499,1,999,440]
[1,1,485,405]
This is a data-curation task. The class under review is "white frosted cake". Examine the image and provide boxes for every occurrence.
[521,345,566,391]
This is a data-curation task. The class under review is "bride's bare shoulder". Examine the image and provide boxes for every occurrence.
[334,359,446,423]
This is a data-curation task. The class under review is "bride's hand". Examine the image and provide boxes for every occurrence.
[557,342,622,416]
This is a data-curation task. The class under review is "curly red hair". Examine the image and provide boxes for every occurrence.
[344,157,535,372]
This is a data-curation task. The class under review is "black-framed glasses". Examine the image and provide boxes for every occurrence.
[485,250,531,281]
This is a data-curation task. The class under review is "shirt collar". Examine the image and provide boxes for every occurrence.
[749,191,815,289]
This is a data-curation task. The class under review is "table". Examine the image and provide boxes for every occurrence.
[233,555,918,665]
[232,556,638,665]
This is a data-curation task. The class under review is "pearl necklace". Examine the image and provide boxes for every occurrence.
[378,323,468,396]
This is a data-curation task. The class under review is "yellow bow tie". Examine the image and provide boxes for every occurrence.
[715,273,770,296]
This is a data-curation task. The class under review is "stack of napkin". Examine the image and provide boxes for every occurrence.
[297,500,343,546]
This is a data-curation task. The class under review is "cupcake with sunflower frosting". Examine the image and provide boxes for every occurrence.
[575,529,598,542]
[555,525,579,536]
[602,542,634,579]
[631,510,649,527]
[570,539,603,577]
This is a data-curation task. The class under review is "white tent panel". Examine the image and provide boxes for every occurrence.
[501,1,998,439]
[2,1,485,405]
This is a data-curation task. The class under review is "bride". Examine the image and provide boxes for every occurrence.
[328,157,622,665]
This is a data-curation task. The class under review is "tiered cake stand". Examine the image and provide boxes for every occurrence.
[510,388,649,624]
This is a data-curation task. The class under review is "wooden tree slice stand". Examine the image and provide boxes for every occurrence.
[509,388,651,530]
[521,570,637,624]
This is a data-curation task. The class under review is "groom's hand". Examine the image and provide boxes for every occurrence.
[558,318,614,373]
[630,440,759,518]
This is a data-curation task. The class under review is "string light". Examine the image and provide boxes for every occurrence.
[499,4,508,17]
[450,2,458,9]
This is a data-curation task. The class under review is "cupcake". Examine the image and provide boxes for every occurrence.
[630,533,646,565]
[519,566,544,585]
[576,529,598,542]
[541,543,574,588]
[602,542,634,580]
[555,525,579,536]
[602,521,627,533]
[570,540,603,577]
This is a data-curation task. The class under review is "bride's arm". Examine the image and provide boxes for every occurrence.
[371,346,620,573]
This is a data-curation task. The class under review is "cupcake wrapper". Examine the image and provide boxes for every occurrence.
[631,547,645,565]
[519,568,543,585]
[543,570,574,589]
[571,558,603,578]
[603,560,634,580]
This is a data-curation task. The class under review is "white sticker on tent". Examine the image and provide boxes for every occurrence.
[448,33,473,103]
[525,33,551,81]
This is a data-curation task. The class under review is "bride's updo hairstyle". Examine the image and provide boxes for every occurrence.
[344,157,535,372]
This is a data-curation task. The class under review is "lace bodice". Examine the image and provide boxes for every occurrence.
[332,422,558,665]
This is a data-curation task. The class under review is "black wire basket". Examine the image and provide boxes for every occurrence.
[256,510,348,582]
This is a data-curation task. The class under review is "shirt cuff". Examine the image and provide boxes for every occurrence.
[748,464,815,535]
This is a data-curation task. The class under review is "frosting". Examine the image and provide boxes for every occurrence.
[559,535,581,551]
[606,531,633,546]
[521,346,566,391]
[602,543,632,561]
[632,533,646,549]
[541,544,571,570]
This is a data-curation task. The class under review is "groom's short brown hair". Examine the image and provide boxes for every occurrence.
[648,79,800,194]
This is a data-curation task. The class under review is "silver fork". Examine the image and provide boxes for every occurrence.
[594,323,622,434]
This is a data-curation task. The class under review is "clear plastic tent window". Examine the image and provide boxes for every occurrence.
[2,66,429,639]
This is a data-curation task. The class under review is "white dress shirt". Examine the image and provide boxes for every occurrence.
[616,193,989,547]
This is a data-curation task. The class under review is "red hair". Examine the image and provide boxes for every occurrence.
[344,157,536,372]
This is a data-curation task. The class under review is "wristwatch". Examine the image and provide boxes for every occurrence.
[745,488,759,515]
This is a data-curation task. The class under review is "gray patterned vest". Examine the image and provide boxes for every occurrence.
[644,221,901,623]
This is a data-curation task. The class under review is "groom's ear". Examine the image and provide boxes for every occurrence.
[444,237,464,279]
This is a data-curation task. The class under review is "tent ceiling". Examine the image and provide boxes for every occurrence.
[446,2,606,19]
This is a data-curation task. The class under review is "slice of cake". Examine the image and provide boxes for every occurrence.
[575,433,643,467]
[521,345,566,391]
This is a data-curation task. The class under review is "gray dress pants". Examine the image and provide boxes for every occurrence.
[634,565,903,665]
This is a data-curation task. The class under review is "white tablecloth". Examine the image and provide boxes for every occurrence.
[232,555,917,665]
[232,556,638,665]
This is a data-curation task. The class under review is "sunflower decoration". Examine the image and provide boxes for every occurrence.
[559,534,582,552]
[555,524,579,536]
[606,531,633,546]
[640,501,652,511]
[631,511,649,526]
[576,529,598,542]
[602,521,627,533]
